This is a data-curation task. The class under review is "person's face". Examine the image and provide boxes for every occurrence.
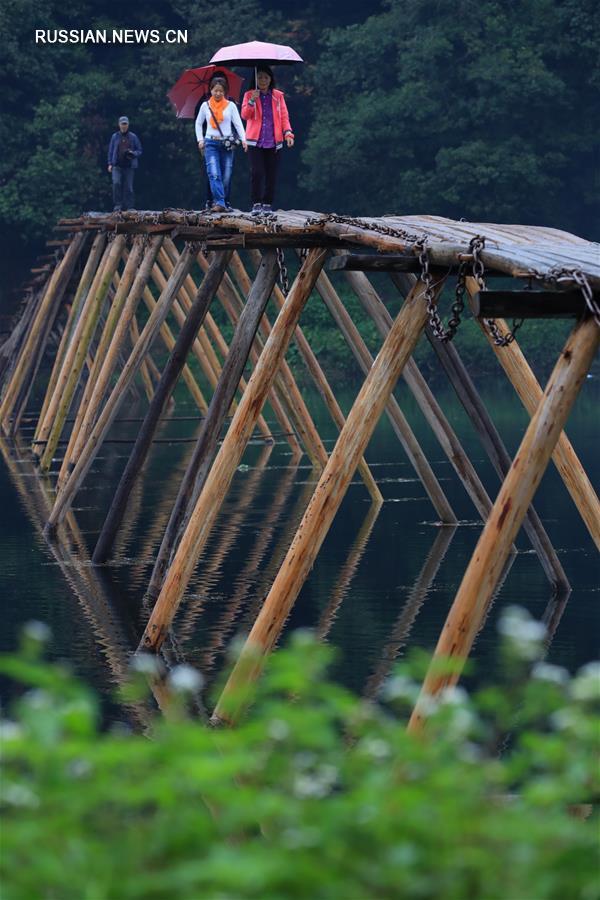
[257,71,271,91]
[211,83,225,100]
[119,122,129,133]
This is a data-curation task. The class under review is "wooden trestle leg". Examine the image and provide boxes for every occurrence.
[408,315,599,732]
[91,250,234,565]
[212,274,446,725]
[140,251,280,595]
[46,237,195,532]
[137,247,329,654]
[466,280,600,552]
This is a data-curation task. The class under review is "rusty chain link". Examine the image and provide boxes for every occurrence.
[472,235,524,346]
[528,267,600,328]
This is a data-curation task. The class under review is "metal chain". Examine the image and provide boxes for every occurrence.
[251,212,291,295]
[532,267,600,328]
[414,238,465,342]
[475,235,524,346]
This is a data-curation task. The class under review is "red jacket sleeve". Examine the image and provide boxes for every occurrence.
[241,91,258,121]
[279,93,293,135]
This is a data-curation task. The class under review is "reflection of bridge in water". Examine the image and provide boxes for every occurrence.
[1,209,598,728]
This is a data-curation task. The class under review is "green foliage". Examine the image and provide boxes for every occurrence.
[1,614,599,899]
[301,0,599,237]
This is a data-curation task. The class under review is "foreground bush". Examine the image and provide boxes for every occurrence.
[1,611,598,900]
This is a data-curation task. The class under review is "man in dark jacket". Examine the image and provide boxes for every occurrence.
[107,116,142,211]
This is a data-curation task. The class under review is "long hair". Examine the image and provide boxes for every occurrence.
[252,65,276,90]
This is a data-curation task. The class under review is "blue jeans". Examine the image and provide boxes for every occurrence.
[112,166,135,210]
[204,140,234,206]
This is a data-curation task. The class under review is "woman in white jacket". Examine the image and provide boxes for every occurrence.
[195,75,247,212]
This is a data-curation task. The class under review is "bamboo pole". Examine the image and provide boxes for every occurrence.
[140,251,280,594]
[34,232,107,441]
[0,231,88,434]
[138,247,329,653]
[212,274,446,725]
[46,238,193,531]
[91,250,233,565]
[344,267,495,520]
[467,281,600,551]
[227,252,327,471]
[39,236,126,472]
[408,315,599,732]
[312,263,456,523]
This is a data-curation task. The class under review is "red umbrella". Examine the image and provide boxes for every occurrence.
[167,65,244,119]
[210,40,303,68]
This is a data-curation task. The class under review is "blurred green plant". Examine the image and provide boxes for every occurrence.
[1,612,598,900]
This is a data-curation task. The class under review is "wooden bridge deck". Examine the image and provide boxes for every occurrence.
[58,210,600,289]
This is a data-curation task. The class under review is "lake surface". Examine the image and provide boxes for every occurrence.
[1,374,598,722]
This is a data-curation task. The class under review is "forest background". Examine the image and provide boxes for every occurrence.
[1,0,598,378]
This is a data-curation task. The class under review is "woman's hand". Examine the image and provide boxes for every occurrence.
[251,89,260,101]
[285,135,294,148]
[242,141,248,152]
[198,140,204,155]
[107,164,112,173]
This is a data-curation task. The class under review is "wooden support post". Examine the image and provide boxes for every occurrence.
[408,315,599,732]
[46,237,193,531]
[34,232,107,442]
[250,249,382,503]
[138,247,329,653]
[212,274,446,725]
[140,283,209,413]
[157,245,274,442]
[0,231,88,434]
[227,252,328,471]
[91,250,233,565]
[140,251,280,593]
[38,236,126,472]
[467,279,600,551]
[59,239,145,475]
[187,244,300,452]
[312,263,456,523]
[130,317,156,402]
[343,266,495,522]
[33,238,110,455]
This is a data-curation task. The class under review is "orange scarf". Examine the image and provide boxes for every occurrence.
[208,96,228,127]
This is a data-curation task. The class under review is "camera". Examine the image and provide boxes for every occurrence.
[223,138,240,151]
[125,149,136,160]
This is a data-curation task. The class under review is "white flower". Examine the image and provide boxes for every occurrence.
[498,607,546,660]
[168,665,204,694]
[2,783,39,808]
[23,621,51,644]
[381,675,419,703]
[267,719,290,741]
[571,662,600,702]
[0,721,23,742]
[360,737,391,759]
[129,653,163,677]
[531,663,569,686]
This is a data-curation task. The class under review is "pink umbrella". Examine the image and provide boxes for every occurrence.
[167,65,244,119]
[210,40,303,68]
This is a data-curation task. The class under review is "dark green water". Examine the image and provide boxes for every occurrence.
[1,375,598,719]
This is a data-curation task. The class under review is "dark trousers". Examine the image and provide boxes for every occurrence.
[248,146,280,205]
[112,166,135,210]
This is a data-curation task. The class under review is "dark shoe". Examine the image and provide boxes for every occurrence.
[250,203,263,216]
[224,204,234,212]
[261,204,273,213]
[211,204,227,213]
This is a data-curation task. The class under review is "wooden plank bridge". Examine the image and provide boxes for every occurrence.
[1,208,598,727]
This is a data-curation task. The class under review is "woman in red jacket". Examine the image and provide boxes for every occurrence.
[241,66,294,215]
